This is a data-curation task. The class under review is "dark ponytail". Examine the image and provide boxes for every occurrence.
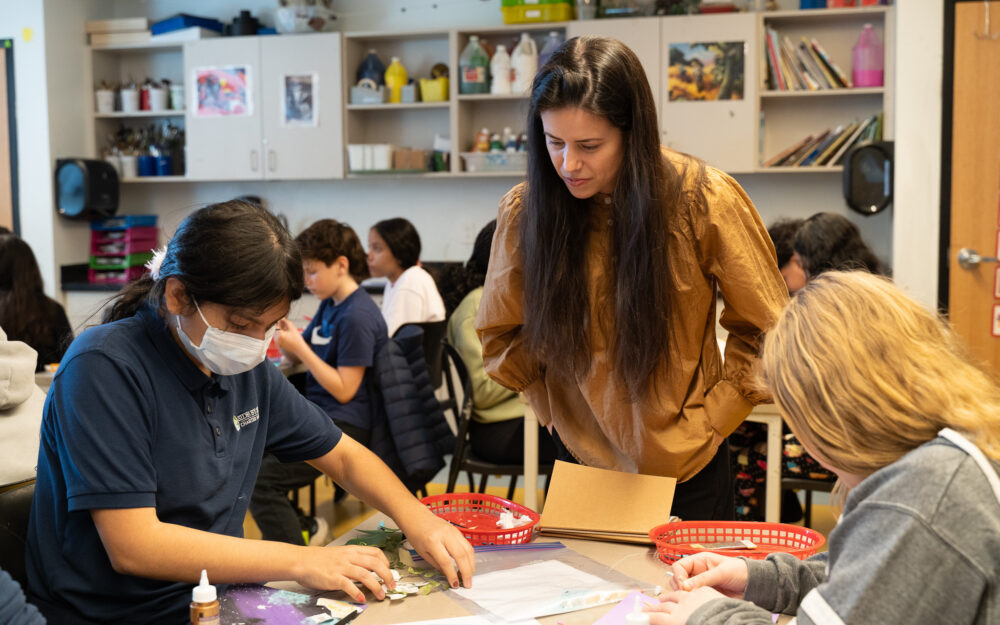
[103,199,304,323]
[437,220,496,317]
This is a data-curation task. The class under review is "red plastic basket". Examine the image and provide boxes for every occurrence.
[649,521,825,564]
[420,493,539,546]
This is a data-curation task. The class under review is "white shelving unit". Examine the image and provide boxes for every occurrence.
[756,6,894,173]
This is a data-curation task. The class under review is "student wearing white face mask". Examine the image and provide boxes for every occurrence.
[25,200,474,625]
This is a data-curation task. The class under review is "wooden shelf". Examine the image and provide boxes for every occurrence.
[346,102,450,111]
[120,175,187,183]
[95,111,185,118]
[456,93,527,101]
[455,170,526,177]
[346,171,453,179]
[760,87,885,98]
[752,166,844,174]
[763,6,889,21]
[89,41,183,52]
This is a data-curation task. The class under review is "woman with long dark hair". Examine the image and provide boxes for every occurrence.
[476,36,788,520]
[25,200,473,625]
[0,234,73,371]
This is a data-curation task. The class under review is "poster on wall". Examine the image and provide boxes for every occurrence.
[282,73,318,127]
[194,65,252,117]
[668,41,745,102]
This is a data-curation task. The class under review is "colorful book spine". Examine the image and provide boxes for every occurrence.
[811,39,853,88]
[803,37,839,89]
[766,29,786,90]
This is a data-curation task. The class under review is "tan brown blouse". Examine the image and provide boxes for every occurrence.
[475,150,789,482]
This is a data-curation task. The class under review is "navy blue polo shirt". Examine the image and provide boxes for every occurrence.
[302,288,387,429]
[26,305,341,625]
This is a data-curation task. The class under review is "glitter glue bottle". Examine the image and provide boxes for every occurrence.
[625,596,650,625]
[190,569,220,625]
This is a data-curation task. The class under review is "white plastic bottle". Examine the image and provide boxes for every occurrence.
[190,570,219,625]
[490,44,512,95]
[511,33,538,95]
[624,597,650,625]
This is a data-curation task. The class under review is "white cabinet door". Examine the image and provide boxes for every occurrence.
[184,37,263,180]
[660,13,757,173]
[260,33,344,180]
[567,17,662,122]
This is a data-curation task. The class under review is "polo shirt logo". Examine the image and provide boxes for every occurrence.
[232,406,260,431]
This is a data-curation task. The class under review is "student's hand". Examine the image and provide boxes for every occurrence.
[645,587,729,625]
[297,544,395,603]
[398,511,475,589]
[666,552,748,598]
[276,318,308,358]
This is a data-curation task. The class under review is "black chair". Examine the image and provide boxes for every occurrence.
[781,477,835,529]
[0,480,35,588]
[395,321,448,389]
[440,342,553,501]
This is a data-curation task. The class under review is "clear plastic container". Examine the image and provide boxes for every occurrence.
[852,24,883,88]
[538,31,564,67]
[460,36,490,95]
[461,151,528,173]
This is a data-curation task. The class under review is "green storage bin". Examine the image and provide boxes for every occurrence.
[501,0,574,23]
[89,251,154,270]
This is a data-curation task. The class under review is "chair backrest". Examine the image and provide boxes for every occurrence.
[440,341,473,434]
[0,480,35,588]
[395,320,448,388]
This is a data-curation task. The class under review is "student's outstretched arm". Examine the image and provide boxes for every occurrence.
[308,435,476,589]
[91,508,393,603]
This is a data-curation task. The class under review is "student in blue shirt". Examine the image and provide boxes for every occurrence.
[250,218,388,545]
[25,200,474,625]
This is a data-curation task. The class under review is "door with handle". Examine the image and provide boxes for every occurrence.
[947,2,1000,364]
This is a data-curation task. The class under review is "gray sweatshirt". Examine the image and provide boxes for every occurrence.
[689,430,1000,625]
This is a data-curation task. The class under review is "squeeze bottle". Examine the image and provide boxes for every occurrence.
[538,31,564,68]
[852,24,883,88]
[190,570,219,625]
[384,57,408,103]
[624,597,650,625]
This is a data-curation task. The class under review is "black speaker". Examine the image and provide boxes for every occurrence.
[842,141,893,216]
[54,158,119,220]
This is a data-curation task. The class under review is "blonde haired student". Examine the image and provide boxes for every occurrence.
[647,271,1000,625]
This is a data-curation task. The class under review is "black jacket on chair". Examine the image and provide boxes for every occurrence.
[370,325,454,493]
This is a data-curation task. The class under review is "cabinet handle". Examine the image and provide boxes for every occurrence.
[268,149,277,172]
[250,150,259,172]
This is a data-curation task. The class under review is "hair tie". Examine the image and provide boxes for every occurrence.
[145,246,167,280]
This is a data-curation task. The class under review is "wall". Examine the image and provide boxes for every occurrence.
[892,1,943,310]
[0,1,54,293]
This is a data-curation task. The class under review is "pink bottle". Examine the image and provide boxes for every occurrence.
[852,24,883,87]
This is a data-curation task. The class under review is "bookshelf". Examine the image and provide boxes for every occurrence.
[756,6,894,172]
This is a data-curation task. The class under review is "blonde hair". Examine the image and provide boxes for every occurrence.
[760,271,1000,481]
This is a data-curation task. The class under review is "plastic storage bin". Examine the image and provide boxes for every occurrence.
[460,151,527,173]
[91,215,158,231]
[419,77,449,102]
[502,0,574,24]
[90,251,155,270]
[88,266,147,285]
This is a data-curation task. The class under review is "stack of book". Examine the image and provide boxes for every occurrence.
[86,18,150,47]
[764,28,853,91]
[763,112,883,168]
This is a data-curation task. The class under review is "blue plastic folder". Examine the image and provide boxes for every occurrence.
[151,14,223,35]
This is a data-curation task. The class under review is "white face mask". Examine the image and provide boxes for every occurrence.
[176,299,276,376]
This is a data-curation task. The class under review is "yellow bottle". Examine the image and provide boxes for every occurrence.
[190,569,220,625]
[384,57,408,104]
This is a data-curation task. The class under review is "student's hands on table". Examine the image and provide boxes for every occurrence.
[644,552,750,625]
[297,544,396,604]
[275,318,308,358]
[397,510,475,589]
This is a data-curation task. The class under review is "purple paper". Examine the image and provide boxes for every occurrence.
[593,590,659,625]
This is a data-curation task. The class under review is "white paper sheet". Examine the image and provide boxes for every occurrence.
[449,560,629,621]
[388,617,538,625]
